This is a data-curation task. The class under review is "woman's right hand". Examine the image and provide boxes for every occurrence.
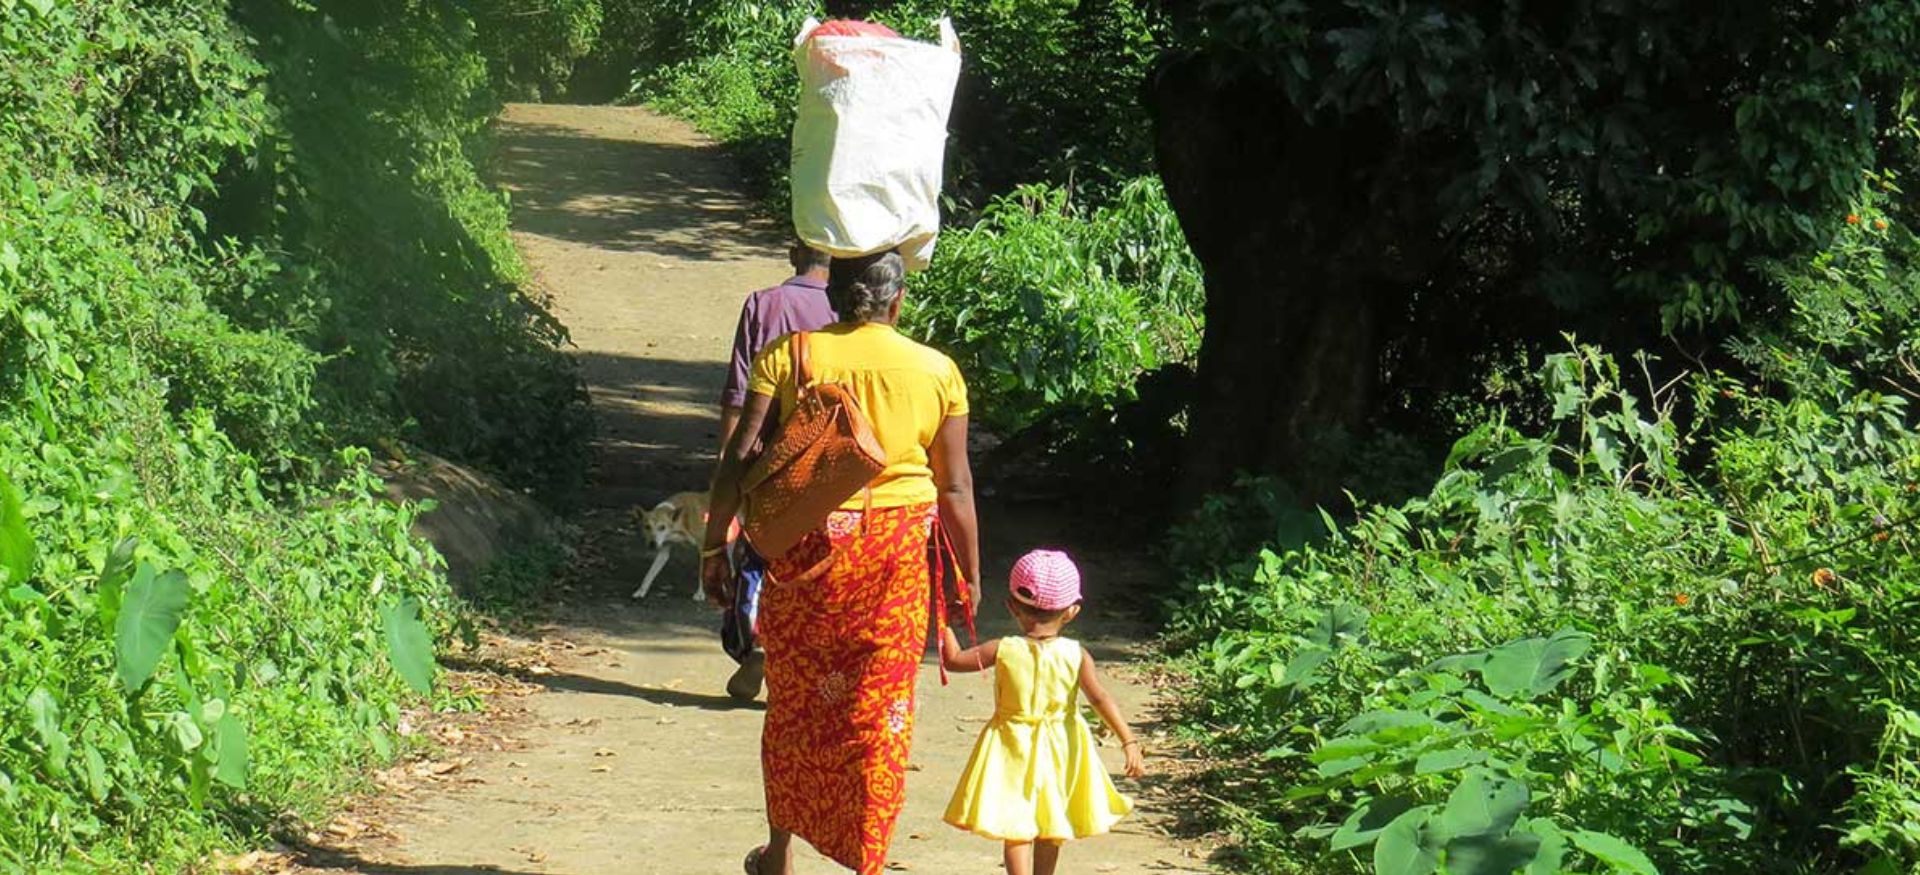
[701,552,734,608]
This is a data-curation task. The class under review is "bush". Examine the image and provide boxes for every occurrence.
[1174,338,1920,873]
[210,0,594,502]
[0,0,585,866]
[902,178,1202,432]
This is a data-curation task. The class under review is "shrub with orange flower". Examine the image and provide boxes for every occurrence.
[1811,567,1838,589]
[1847,213,1862,225]
[1673,592,1691,607]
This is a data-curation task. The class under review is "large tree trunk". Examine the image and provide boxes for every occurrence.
[1150,55,1414,506]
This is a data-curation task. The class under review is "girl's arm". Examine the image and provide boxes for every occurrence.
[940,626,998,674]
[1079,650,1145,777]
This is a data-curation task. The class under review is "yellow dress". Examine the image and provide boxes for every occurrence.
[943,636,1134,841]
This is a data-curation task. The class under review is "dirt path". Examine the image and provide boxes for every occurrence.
[300,104,1213,875]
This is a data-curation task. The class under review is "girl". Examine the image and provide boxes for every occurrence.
[939,549,1146,875]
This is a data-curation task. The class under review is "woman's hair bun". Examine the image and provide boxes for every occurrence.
[827,251,906,322]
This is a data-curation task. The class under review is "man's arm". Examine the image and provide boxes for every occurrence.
[718,294,758,450]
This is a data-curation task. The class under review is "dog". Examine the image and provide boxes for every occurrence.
[631,491,728,601]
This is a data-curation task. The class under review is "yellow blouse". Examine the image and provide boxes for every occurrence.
[747,323,969,509]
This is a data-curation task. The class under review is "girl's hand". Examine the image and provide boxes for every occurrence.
[700,551,733,608]
[1122,740,1145,778]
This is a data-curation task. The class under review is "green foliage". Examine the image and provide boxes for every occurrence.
[901,179,1202,431]
[1175,328,1920,872]
[0,0,585,867]
[214,0,594,500]
[1164,0,1920,331]
[469,0,604,99]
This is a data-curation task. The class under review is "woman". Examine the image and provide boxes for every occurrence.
[702,251,983,875]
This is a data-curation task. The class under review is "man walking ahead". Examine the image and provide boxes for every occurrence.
[716,241,837,700]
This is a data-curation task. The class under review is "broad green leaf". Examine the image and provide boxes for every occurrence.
[1523,819,1568,875]
[1414,748,1486,775]
[26,688,68,773]
[83,747,110,803]
[214,714,249,789]
[1480,629,1592,700]
[1436,769,1529,840]
[1340,709,1436,737]
[382,597,437,694]
[1445,832,1543,875]
[1312,735,1381,764]
[1330,796,1417,851]
[1374,807,1440,875]
[1277,646,1331,687]
[1308,603,1370,648]
[167,711,204,752]
[0,471,35,587]
[26,688,60,750]
[96,536,136,632]
[0,768,14,806]
[115,564,191,694]
[1318,755,1372,779]
[1569,830,1657,875]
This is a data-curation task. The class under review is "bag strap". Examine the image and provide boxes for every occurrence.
[792,331,815,389]
[931,519,977,686]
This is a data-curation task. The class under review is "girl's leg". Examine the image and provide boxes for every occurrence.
[1004,840,1036,875]
[1034,839,1064,875]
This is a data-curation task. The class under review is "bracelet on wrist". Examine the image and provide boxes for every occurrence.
[700,545,728,559]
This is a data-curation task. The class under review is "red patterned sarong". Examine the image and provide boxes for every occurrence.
[760,503,934,874]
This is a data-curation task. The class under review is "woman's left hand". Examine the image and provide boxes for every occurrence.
[701,552,733,608]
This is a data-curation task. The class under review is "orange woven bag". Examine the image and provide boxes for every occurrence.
[739,332,888,565]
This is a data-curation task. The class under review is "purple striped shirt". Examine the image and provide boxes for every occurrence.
[721,275,838,408]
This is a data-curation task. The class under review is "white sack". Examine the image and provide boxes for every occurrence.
[790,17,961,272]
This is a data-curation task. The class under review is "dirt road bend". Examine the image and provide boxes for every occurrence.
[297,103,1212,875]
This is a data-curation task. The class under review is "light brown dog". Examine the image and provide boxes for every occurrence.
[632,491,712,600]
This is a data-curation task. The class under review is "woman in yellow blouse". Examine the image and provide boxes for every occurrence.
[702,251,982,875]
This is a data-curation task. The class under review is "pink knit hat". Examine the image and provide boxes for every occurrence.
[1009,549,1082,611]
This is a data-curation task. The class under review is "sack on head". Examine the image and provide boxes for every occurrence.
[789,17,962,272]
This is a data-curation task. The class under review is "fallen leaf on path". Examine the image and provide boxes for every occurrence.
[594,747,617,757]
[215,850,288,872]
[591,765,612,773]
[526,663,554,676]
[508,761,527,768]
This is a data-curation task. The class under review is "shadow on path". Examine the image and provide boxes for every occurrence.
[493,118,784,262]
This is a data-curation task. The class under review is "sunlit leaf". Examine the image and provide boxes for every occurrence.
[115,564,191,694]
[1480,629,1591,700]
[214,714,249,789]
[1436,768,1529,839]
[0,470,36,587]
[382,597,437,695]
[1373,806,1440,875]
[1569,829,1657,875]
